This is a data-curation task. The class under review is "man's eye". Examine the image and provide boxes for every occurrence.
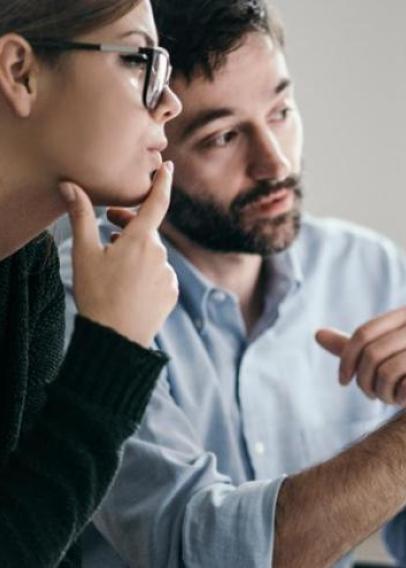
[271,107,293,123]
[208,131,238,148]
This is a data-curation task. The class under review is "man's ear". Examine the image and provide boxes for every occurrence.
[0,34,38,118]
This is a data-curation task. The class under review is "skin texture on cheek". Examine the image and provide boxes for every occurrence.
[128,76,144,98]
[40,54,153,206]
[175,152,235,207]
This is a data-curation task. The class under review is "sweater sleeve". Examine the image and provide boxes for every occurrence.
[0,238,168,567]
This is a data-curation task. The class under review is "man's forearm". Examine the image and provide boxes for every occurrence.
[274,411,406,568]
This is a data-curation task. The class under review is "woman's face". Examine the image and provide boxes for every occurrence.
[34,0,181,206]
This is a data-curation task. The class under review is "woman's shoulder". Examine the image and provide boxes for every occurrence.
[0,232,55,273]
[20,232,59,276]
[0,233,61,300]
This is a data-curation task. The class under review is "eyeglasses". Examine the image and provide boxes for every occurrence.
[25,38,172,111]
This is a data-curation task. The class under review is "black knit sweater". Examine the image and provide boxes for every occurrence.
[0,233,167,567]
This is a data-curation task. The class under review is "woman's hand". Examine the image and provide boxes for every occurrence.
[59,162,178,348]
[316,307,406,406]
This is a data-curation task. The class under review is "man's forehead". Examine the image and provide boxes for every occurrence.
[217,32,285,76]
[173,34,289,102]
[168,34,291,138]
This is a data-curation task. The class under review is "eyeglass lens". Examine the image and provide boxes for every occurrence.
[146,51,170,110]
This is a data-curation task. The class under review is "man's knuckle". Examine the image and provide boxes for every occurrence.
[363,345,378,365]
[354,326,370,345]
[377,363,394,384]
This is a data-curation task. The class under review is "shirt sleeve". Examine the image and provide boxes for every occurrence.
[384,512,406,564]
[91,373,286,568]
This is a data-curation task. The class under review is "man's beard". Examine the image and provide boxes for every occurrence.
[166,175,303,255]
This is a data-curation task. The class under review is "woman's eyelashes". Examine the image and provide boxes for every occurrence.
[119,52,146,70]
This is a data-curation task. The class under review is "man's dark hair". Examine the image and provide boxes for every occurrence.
[152,0,285,81]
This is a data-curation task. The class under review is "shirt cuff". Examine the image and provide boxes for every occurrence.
[183,475,287,568]
[54,315,168,425]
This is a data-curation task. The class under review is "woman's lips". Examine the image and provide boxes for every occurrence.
[149,149,164,170]
[242,188,294,218]
[148,134,168,170]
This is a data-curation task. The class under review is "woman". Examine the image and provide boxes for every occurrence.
[0,0,181,565]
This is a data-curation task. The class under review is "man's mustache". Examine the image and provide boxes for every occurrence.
[232,175,302,212]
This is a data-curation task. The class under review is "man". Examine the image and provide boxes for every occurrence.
[59,0,406,566]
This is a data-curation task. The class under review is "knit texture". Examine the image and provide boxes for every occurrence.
[0,233,168,566]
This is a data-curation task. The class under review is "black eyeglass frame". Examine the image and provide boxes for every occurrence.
[24,38,172,111]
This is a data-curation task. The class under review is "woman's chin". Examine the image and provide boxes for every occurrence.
[90,178,153,208]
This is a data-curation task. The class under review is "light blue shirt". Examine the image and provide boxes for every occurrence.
[59,214,406,568]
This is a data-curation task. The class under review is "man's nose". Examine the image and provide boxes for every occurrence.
[247,131,290,181]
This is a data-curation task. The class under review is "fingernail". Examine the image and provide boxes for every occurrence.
[339,369,347,385]
[396,387,406,406]
[59,182,76,203]
[165,161,174,174]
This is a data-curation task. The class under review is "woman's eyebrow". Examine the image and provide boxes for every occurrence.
[117,30,156,47]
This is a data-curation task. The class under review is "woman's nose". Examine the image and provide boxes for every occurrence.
[154,86,183,124]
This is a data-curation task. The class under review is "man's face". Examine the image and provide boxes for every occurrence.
[163,32,304,255]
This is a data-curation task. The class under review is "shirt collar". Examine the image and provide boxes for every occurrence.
[268,240,304,290]
[163,237,215,330]
[162,236,303,330]
[260,242,303,325]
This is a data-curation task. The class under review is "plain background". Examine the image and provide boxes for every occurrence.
[279,1,406,564]
[279,0,406,250]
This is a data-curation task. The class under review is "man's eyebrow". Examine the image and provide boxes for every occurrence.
[275,78,292,95]
[180,79,292,142]
[118,30,156,47]
[181,108,236,142]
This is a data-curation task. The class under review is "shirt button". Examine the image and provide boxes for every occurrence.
[254,442,265,456]
[212,290,227,302]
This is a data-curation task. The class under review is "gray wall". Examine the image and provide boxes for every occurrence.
[279,0,406,248]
